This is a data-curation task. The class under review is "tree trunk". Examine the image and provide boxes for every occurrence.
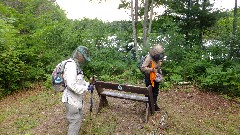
[143,0,149,48]
[146,0,154,48]
[148,0,154,35]
[231,0,238,59]
[135,0,139,59]
[200,0,206,50]
[135,0,138,36]
[131,0,139,60]
[186,0,191,48]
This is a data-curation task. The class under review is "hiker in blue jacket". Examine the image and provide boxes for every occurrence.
[62,46,93,135]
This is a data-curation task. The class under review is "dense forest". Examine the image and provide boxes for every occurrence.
[0,0,239,99]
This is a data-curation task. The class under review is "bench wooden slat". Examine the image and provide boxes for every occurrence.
[101,91,149,102]
[95,81,149,95]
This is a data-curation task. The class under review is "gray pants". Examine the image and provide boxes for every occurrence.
[65,103,83,135]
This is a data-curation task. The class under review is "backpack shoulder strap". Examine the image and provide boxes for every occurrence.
[60,60,72,73]
[61,59,82,75]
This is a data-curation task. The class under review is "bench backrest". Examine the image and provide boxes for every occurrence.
[95,80,155,117]
[95,81,151,95]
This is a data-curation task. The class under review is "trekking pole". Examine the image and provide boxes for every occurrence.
[88,76,95,134]
[89,87,93,134]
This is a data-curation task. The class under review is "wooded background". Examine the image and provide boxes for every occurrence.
[0,0,239,99]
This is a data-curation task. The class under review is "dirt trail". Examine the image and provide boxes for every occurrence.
[0,85,239,135]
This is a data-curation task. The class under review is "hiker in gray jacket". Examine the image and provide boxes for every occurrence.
[141,45,164,111]
[62,46,93,135]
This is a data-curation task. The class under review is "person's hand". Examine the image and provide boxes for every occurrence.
[89,75,97,84]
[151,68,158,73]
[89,77,94,84]
[88,84,94,92]
[158,68,162,74]
[85,82,90,87]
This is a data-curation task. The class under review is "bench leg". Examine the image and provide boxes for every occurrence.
[97,95,108,113]
[145,103,150,123]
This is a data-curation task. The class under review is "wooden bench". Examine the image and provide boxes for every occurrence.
[95,81,155,122]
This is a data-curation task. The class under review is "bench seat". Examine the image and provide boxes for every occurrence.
[101,91,149,102]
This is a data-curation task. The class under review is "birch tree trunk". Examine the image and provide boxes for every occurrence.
[148,0,154,34]
[135,0,138,35]
[147,0,154,47]
[131,0,139,60]
[142,0,149,48]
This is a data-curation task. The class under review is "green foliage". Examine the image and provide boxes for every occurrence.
[0,0,240,98]
[0,17,28,97]
[160,0,223,48]
[84,46,138,84]
[199,64,240,96]
[207,10,240,60]
[0,0,68,97]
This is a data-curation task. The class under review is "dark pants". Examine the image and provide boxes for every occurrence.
[145,74,160,105]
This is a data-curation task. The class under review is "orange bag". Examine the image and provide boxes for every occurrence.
[150,61,156,87]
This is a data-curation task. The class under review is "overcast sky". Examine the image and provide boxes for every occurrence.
[55,0,236,22]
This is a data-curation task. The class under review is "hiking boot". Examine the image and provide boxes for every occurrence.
[154,104,160,111]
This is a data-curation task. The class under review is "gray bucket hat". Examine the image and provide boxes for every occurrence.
[150,45,164,60]
[73,46,91,62]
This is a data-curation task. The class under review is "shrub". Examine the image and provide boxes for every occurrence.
[198,64,240,97]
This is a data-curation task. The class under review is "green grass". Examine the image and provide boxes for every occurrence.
[0,84,239,135]
[0,86,64,134]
